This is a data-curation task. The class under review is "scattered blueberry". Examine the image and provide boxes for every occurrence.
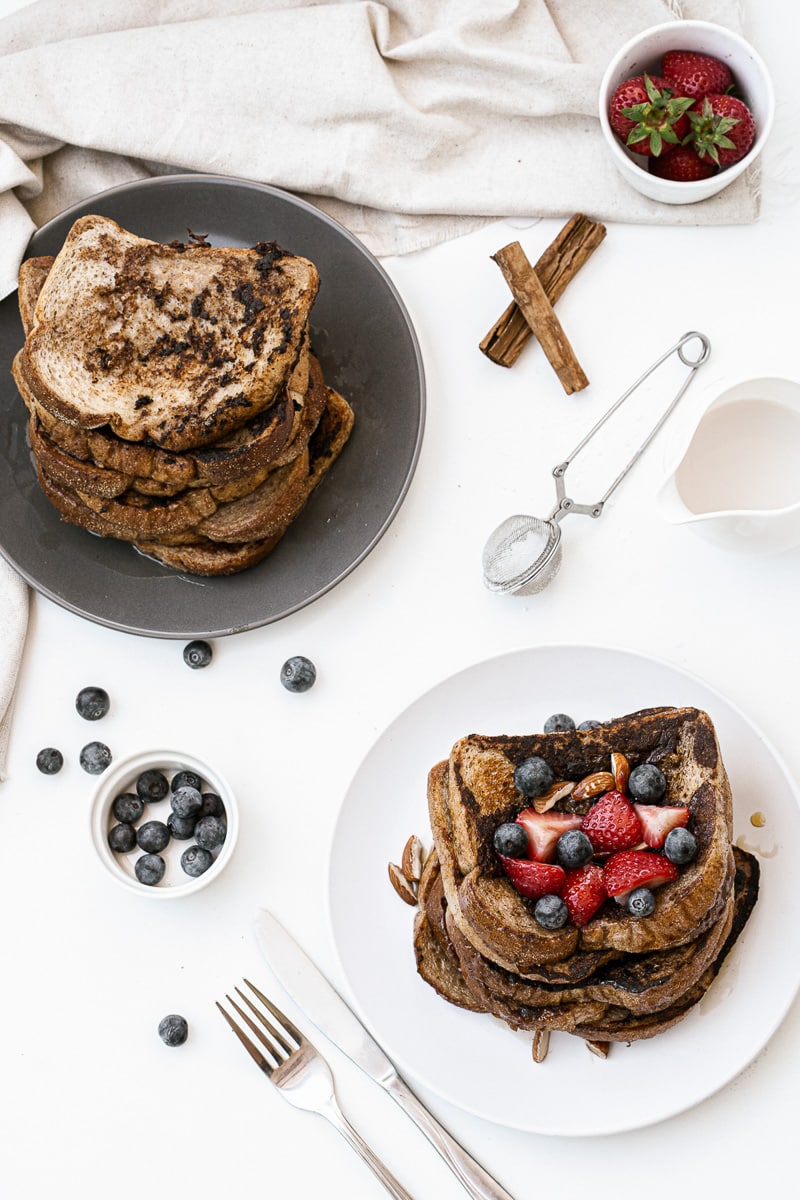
[136,769,169,802]
[577,719,602,731]
[172,770,202,792]
[75,686,110,721]
[556,829,594,869]
[201,792,225,818]
[493,822,528,857]
[181,845,214,877]
[111,792,145,824]
[627,887,656,918]
[135,853,166,886]
[158,1014,188,1047]
[543,713,576,734]
[183,640,213,669]
[513,755,554,798]
[194,814,226,851]
[664,826,698,865]
[136,820,170,853]
[80,741,112,775]
[628,763,667,802]
[108,823,137,853]
[171,785,203,820]
[280,655,316,692]
[36,747,63,775]
[534,894,569,930]
[167,812,198,841]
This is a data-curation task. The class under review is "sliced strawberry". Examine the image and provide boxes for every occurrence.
[516,808,582,863]
[633,803,690,848]
[603,850,678,901]
[661,49,734,101]
[562,863,607,927]
[581,790,642,854]
[498,854,566,900]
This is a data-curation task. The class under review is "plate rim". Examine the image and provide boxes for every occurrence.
[325,640,800,1135]
[0,173,425,638]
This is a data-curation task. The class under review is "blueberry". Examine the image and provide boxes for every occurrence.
[280,655,316,692]
[556,829,594,869]
[172,769,202,792]
[543,713,576,734]
[181,845,214,877]
[80,741,112,775]
[136,769,169,802]
[492,822,528,858]
[135,853,166,886]
[136,820,170,853]
[183,640,213,669]
[628,763,667,802]
[201,792,226,818]
[577,719,601,731]
[75,686,110,721]
[167,811,197,841]
[36,747,63,775]
[158,1014,188,1047]
[194,814,226,851]
[108,823,137,853]
[534,894,569,930]
[171,785,203,819]
[664,826,698,865]
[627,887,656,918]
[111,792,145,824]
[513,756,554,798]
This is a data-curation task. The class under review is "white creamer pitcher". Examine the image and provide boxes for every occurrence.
[657,377,800,555]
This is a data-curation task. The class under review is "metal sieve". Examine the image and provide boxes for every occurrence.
[482,331,712,595]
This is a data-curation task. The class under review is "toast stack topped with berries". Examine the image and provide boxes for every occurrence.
[412,707,759,1049]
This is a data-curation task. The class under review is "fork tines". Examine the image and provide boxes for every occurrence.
[216,979,301,1073]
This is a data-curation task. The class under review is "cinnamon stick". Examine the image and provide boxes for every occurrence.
[491,240,589,394]
[480,213,606,369]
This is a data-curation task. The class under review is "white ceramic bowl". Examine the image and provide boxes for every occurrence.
[598,20,774,205]
[90,749,239,898]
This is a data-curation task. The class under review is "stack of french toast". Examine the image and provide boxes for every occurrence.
[413,707,759,1055]
[11,214,353,576]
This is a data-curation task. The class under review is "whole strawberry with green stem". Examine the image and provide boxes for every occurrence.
[688,93,756,166]
[608,73,694,156]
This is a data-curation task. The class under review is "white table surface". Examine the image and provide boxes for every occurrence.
[2,3,799,1198]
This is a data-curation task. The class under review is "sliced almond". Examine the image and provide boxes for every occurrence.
[532,780,575,813]
[572,771,615,803]
[388,861,417,906]
[611,751,630,794]
[532,1030,550,1063]
[401,834,424,882]
[585,1039,611,1059]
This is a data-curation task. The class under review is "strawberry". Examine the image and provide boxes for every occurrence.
[562,864,607,927]
[661,49,734,100]
[581,790,642,854]
[608,73,693,156]
[603,849,678,901]
[688,94,756,167]
[633,803,690,848]
[649,144,718,181]
[516,808,582,863]
[498,854,566,900]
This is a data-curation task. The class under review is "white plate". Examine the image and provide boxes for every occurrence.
[327,644,800,1136]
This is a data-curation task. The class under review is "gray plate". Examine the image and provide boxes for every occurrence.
[0,175,425,638]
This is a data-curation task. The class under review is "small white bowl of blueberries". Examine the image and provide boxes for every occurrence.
[90,749,238,898]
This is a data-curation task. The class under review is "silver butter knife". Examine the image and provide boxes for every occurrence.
[253,909,515,1200]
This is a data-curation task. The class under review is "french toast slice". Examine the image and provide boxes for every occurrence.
[432,708,734,972]
[23,214,319,450]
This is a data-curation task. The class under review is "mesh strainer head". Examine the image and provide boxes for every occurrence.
[481,514,563,595]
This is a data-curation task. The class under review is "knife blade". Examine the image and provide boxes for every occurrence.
[253,909,515,1200]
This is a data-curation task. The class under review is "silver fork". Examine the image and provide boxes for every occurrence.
[217,980,415,1200]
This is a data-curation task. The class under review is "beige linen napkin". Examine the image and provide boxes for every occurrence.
[0,0,757,298]
[0,556,28,780]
